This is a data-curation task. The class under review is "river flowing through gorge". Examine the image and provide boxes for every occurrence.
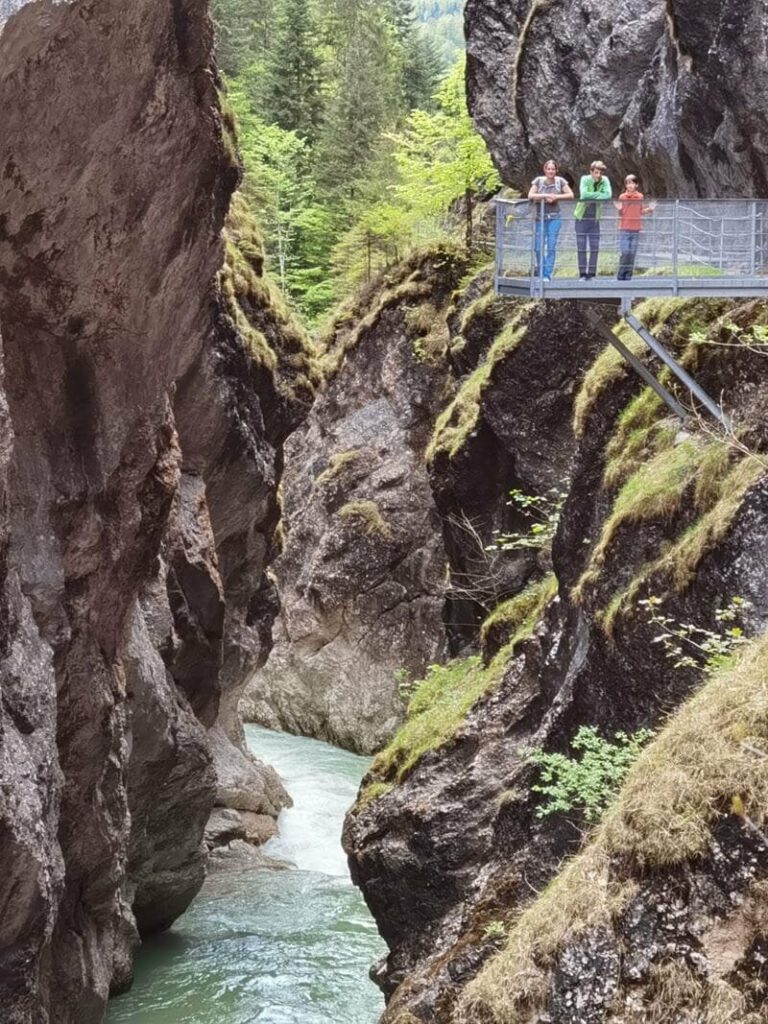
[107,727,385,1024]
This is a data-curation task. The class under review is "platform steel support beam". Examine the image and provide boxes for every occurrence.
[623,312,732,431]
[586,310,688,422]
[494,200,504,296]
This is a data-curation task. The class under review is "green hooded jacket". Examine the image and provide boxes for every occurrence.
[574,174,612,220]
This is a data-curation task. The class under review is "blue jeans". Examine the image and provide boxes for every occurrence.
[534,217,561,278]
[618,230,640,279]
[575,218,600,277]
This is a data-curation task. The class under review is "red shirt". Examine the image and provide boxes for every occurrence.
[618,191,644,231]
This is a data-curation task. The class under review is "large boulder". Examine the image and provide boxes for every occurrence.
[466,0,768,196]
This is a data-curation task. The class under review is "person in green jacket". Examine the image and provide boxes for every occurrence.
[573,160,612,279]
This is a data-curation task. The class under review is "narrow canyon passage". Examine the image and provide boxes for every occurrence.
[107,727,385,1024]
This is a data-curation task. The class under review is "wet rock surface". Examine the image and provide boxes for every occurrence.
[242,253,470,754]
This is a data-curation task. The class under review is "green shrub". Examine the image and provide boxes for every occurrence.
[527,726,654,823]
[487,487,566,552]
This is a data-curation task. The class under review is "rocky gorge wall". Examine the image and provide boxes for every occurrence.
[340,2,768,1019]
[242,250,469,754]
[0,1,312,1019]
[345,291,768,1022]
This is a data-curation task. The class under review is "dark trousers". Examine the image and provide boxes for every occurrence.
[618,229,640,280]
[575,218,600,277]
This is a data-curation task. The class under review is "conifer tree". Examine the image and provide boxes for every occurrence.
[212,0,276,76]
[314,3,403,201]
[264,0,324,142]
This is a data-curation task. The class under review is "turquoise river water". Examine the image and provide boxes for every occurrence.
[107,725,386,1024]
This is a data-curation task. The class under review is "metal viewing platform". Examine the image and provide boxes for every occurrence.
[494,197,768,427]
[495,197,768,301]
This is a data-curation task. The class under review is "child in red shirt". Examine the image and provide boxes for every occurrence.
[614,175,655,280]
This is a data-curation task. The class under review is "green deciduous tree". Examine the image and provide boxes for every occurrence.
[390,55,500,251]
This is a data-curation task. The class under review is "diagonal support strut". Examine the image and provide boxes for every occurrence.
[585,309,688,423]
[623,311,732,431]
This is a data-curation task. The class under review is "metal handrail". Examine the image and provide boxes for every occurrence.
[495,197,768,297]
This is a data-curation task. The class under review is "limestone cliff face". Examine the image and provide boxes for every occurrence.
[0,1,303,1018]
[466,0,768,195]
[345,292,768,1021]
[242,251,470,754]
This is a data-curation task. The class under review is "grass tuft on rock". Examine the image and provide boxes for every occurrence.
[365,579,557,789]
[480,575,557,664]
[573,317,647,438]
[462,633,768,1023]
[572,298,721,437]
[427,305,532,462]
[369,655,496,784]
[318,242,466,381]
[598,454,765,631]
[404,302,450,363]
[338,499,391,539]
[574,439,709,602]
[314,450,360,488]
[602,388,676,490]
[458,287,507,337]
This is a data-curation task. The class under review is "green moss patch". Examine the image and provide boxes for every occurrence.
[219,192,320,400]
[480,575,558,664]
[427,305,532,462]
[338,499,391,539]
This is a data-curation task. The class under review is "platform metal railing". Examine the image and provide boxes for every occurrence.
[495,197,768,300]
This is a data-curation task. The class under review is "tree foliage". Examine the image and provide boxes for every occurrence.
[528,727,655,824]
[213,0,492,321]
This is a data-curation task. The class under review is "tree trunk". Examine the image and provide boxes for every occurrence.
[465,188,473,252]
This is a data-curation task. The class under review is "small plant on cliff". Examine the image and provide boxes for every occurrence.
[487,486,566,552]
[527,727,654,824]
[641,595,750,674]
[393,667,415,702]
[690,315,768,355]
[482,919,507,941]
[339,499,392,539]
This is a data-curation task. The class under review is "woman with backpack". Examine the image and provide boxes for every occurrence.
[528,159,574,280]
